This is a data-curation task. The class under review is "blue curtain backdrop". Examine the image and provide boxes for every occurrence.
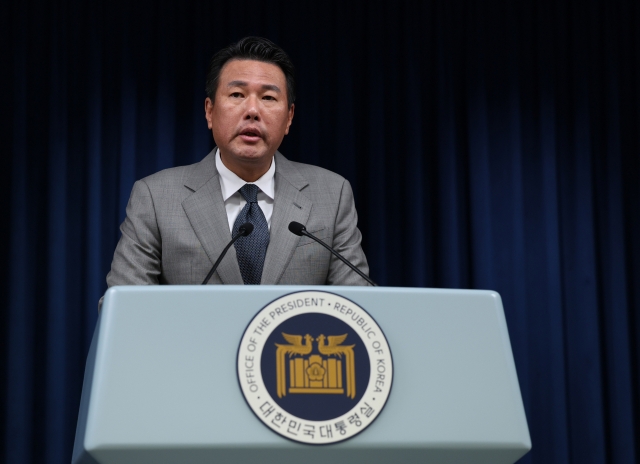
[1,0,639,463]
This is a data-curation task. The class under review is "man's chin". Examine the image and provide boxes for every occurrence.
[223,146,273,164]
[238,150,271,163]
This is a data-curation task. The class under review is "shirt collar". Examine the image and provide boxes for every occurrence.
[215,148,276,201]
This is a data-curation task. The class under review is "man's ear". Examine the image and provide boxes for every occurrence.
[205,97,214,130]
[284,104,295,135]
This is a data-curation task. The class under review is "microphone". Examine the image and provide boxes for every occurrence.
[288,221,377,286]
[202,223,254,285]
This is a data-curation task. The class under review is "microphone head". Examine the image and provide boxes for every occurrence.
[239,223,254,236]
[288,221,306,236]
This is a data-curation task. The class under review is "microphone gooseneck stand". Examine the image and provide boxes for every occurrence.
[288,221,378,286]
[202,223,254,285]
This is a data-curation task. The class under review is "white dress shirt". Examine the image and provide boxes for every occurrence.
[215,148,275,232]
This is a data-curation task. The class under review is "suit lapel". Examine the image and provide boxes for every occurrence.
[261,152,311,285]
[182,151,244,285]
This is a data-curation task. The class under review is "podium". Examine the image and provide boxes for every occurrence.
[73,286,531,464]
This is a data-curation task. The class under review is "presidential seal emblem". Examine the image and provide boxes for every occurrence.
[237,291,393,444]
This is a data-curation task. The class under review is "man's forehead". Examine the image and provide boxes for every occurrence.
[219,59,286,85]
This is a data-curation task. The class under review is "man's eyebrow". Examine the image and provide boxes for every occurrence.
[226,81,281,93]
[227,80,248,87]
[261,84,281,93]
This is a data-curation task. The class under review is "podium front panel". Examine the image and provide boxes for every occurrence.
[73,286,530,464]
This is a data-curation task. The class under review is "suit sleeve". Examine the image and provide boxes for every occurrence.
[326,179,371,286]
[106,180,162,287]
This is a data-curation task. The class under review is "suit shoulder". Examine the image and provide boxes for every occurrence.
[286,159,347,187]
[138,153,215,191]
[139,165,188,186]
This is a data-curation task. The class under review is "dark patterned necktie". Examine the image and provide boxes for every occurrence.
[232,184,270,285]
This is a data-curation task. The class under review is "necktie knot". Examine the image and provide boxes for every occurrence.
[240,184,259,203]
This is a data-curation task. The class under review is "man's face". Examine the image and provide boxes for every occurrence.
[205,59,294,170]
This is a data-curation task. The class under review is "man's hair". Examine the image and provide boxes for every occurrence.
[205,37,296,107]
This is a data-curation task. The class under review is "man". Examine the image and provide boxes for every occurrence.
[107,37,370,288]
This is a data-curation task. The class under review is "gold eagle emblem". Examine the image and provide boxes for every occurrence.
[275,333,356,399]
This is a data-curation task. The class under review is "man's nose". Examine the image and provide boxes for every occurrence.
[244,96,260,121]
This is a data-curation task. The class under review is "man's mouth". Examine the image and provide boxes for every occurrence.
[239,127,262,142]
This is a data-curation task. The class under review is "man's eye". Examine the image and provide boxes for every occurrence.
[263,95,276,101]
[230,92,243,98]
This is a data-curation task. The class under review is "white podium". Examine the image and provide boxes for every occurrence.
[73,286,531,464]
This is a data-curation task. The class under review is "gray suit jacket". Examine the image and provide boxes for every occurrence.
[106,150,370,287]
